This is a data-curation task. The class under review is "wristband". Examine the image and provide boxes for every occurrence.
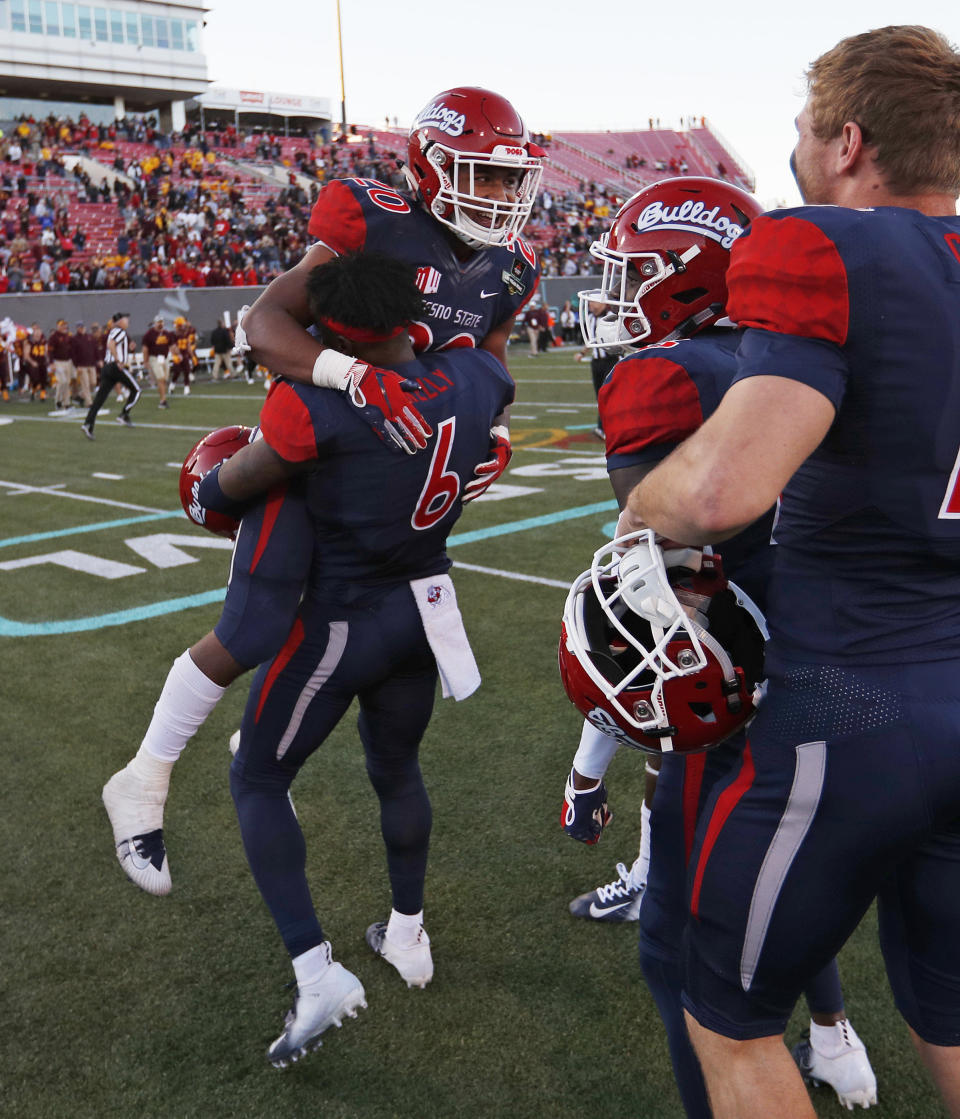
[311,348,364,389]
[197,462,249,516]
[490,424,510,442]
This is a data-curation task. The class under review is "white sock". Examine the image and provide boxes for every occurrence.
[810,1019,852,1056]
[627,802,652,891]
[127,746,174,792]
[292,942,332,989]
[572,720,619,780]
[386,908,424,948]
[140,650,227,764]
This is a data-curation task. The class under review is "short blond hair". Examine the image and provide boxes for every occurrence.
[807,25,960,196]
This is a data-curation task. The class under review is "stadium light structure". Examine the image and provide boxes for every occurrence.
[336,0,347,135]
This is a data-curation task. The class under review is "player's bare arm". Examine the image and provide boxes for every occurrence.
[482,319,517,428]
[241,243,335,381]
[623,375,835,544]
[608,462,657,511]
[480,314,515,370]
[218,438,309,503]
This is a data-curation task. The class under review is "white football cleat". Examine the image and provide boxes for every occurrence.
[793,1020,878,1110]
[268,943,366,1068]
[365,921,433,988]
[102,768,171,896]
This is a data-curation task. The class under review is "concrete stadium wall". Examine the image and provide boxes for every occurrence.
[0,287,261,344]
[0,277,600,343]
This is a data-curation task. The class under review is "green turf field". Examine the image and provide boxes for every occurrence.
[0,351,943,1118]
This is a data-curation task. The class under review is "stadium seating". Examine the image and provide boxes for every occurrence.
[0,116,750,290]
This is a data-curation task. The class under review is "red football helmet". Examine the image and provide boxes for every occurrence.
[579,177,762,350]
[559,531,767,755]
[403,87,545,249]
[179,425,254,538]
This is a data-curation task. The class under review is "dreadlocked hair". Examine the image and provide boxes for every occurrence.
[306,252,425,335]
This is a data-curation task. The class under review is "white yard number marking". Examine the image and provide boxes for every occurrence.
[0,533,233,580]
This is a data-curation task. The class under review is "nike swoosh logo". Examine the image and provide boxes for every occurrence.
[480,290,499,299]
[588,900,632,918]
[119,838,153,871]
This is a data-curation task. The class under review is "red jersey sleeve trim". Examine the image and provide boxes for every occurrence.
[307,180,367,253]
[259,382,319,463]
[727,215,850,345]
[599,355,704,458]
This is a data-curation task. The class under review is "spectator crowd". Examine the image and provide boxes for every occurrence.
[0,110,718,291]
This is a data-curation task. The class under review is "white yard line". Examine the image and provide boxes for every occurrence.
[3,416,217,432]
[452,560,570,589]
[0,479,169,514]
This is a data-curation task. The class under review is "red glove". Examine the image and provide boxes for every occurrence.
[313,350,433,454]
[462,425,511,503]
[350,364,433,454]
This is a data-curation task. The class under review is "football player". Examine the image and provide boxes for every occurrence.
[102,86,540,891]
[102,248,511,894]
[141,315,171,408]
[48,319,75,411]
[0,316,20,400]
[560,177,876,1114]
[110,253,513,1065]
[619,26,960,1119]
[22,322,48,402]
[172,315,196,394]
[239,86,543,396]
[167,332,192,393]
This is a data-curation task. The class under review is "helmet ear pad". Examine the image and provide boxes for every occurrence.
[704,587,766,695]
[580,575,657,688]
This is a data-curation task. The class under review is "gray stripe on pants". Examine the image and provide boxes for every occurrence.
[276,620,349,760]
[740,740,827,991]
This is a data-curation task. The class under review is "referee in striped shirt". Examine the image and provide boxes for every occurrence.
[81,312,140,439]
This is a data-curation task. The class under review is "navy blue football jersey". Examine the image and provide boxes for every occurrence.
[598,328,774,603]
[308,178,540,352]
[728,204,960,663]
[258,349,514,587]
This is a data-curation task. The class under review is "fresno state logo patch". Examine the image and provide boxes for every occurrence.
[414,101,466,138]
[416,266,442,295]
[426,583,449,607]
[633,200,747,250]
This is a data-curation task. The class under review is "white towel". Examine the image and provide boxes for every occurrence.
[409,574,481,701]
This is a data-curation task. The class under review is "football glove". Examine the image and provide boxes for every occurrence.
[560,769,612,845]
[462,425,511,503]
[312,349,432,455]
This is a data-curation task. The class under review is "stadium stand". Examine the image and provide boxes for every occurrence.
[0,114,751,292]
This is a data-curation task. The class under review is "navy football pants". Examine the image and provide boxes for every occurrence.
[639,740,843,1118]
[214,483,313,670]
[682,657,960,1045]
[213,485,439,959]
[230,582,438,959]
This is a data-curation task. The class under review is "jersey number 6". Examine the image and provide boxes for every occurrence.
[411,418,459,530]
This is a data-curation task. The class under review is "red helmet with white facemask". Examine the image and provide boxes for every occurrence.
[579,177,762,350]
[403,87,545,249]
[559,531,767,755]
